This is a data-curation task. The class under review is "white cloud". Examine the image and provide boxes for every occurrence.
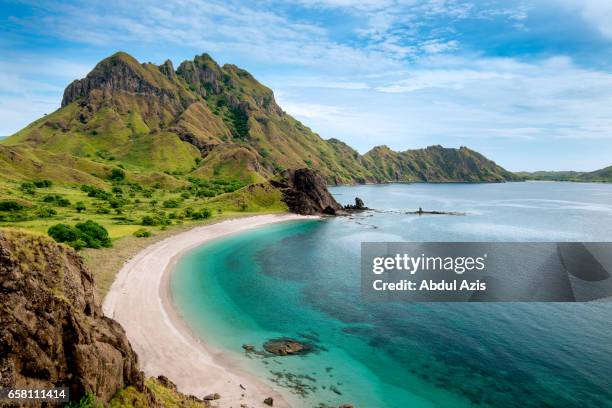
[557,0,612,39]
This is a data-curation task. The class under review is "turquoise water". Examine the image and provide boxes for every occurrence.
[172,182,612,407]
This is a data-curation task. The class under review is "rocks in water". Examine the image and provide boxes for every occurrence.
[0,230,143,403]
[408,208,466,216]
[339,404,354,408]
[263,338,311,356]
[270,168,343,215]
[203,392,221,400]
[264,396,274,406]
[242,344,255,352]
[344,197,369,211]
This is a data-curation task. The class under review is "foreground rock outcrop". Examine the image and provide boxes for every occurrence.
[0,230,142,403]
[271,168,343,215]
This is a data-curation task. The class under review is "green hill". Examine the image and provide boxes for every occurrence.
[1,51,517,186]
[517,167,612,183]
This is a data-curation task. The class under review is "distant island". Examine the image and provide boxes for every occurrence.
[516,168,612,183]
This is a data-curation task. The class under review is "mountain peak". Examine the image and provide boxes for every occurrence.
[61,51,172,107]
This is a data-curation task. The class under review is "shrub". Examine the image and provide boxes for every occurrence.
[0,200,24,212]
[33,180,52,188]
[36,207,57,218]
[20,182,36,195]
[75,220,111,248]
[81,185,110,200]
[163,199,179,208]
[96,207,111,214]
[133,228,152,238]
[48,224,80,243]
[75,201,86,213]
[141,215,158,226]
[109,168,125,181]
[191,208,212,220]
[56,197,71,207]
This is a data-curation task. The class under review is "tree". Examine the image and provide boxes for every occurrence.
[75,220,111,248]
[48,224,80,243]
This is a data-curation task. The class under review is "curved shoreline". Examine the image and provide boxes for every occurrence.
[103,214,317,407]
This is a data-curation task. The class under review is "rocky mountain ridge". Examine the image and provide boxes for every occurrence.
[1,51,519,186]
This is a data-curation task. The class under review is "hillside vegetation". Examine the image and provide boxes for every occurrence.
[517,167,612,182]
[0,51,520,243]
[1,51,517,186]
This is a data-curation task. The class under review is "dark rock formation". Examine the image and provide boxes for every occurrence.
[408,208,465,216]
[263,338,311,356]
[264,396,274,406]
[344,197,369,211]
[0,231,143,403]
[270,168,343,215]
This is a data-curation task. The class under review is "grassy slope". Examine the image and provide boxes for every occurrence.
[363,145,520,182]
[517,167,612,182]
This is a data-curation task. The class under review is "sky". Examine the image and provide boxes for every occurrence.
[1,0,612,171]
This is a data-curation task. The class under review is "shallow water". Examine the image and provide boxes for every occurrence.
[172,182,612,407]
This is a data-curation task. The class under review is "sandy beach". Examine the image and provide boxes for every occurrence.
[103,214,316,408]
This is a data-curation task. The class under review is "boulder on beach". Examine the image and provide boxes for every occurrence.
[264,396,274,406]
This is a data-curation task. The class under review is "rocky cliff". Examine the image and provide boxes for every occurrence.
[271,168,343,215]
[0,230,142,403]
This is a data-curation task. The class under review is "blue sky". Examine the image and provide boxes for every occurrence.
[2,0,612,171]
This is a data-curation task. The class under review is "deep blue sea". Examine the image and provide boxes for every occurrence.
[172,182,612,407]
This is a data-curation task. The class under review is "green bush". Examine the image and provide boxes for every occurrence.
[33,180,52,188]
[133,228,152,238]
[20,182,36,195]
[48,221,111,249]
[141,215,158,226]
[36,207,57,218]
[56,197,71,207]
[75,220,111,248]
[81,185,110,200]
[42,195,70,207]
[109,168,125,181]
[0,200,25,212]
[48,224,80,243]
[191,208,212,220]
[75,201,86,213]
[163,199,179,208]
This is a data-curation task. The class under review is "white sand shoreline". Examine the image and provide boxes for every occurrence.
[103,214,318,407]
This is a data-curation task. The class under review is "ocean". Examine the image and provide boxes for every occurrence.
[171,182,612,407]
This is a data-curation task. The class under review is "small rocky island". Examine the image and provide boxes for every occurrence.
[263,338,312,356]
[408,207,466,216]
